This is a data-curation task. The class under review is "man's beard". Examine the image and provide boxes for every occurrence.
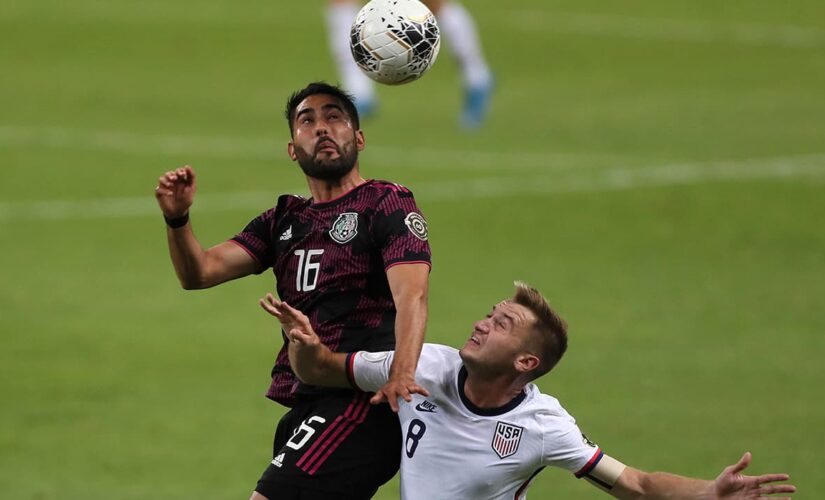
[294,138,358,181]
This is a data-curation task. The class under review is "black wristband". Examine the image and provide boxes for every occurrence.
[164,212,189,229]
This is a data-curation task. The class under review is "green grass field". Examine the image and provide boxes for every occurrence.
[2,0,824,498]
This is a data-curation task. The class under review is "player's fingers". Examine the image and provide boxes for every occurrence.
[155,187,172,197]
[730,452,752,474]
[281,302,311,326]
[277,303,298,323]
[183,165,195,182]
[370,391,388,406]
[755,473,791,484]
[759,484,796,495]
[178,167,193,184]
[388,394,400,413]
[259,298,282,317]
[265,293,279,307]
[266,293,281,307]
[410,384,430,397]
[261,298,285,318]
[288,328,310,344]
[281,301,302,317]
[290,328,316,344]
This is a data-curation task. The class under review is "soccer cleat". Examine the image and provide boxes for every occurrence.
[460,78,494,129]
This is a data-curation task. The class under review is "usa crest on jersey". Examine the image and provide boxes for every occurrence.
[491,421,523,459]
[329,212,359,244]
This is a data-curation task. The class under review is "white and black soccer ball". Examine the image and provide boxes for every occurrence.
[350,0,441,85]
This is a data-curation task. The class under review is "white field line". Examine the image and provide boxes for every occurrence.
[1,154,823,222]
[0,125,626,172]
[508,11,825,49]
[420,154,825,201]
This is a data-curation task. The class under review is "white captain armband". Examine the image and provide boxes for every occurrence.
[578,452,626,490]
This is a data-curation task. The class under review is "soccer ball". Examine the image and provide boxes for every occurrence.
[350,0,441,85]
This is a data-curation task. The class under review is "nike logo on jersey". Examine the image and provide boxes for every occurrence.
[279,226,293,241]
[415,400,438,413]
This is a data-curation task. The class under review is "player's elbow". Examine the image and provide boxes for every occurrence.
[179,279,200,290]
[177,269,220,290]
[178,275,209,290]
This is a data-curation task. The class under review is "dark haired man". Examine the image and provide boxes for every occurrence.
[262,282,796,500]
[155,82,432,499]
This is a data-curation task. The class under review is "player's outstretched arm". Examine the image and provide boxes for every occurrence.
[608,452,795,500]
[375,263,430,412]
[155,165,258,289]
[259,293,350,388]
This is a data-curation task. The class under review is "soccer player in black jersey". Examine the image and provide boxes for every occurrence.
[154,82,432,500]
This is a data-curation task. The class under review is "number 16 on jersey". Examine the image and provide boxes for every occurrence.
[294,249,323,292]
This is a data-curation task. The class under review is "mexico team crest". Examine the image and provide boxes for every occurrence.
[329,213,359,244]
[492,421,523,459]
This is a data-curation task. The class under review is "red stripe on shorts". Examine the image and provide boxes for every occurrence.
[296,392,370,475]
[306,396,372,475]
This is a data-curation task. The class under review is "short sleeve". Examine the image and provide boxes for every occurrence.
[230,208,277,273]
[540,408,603,475]
[371,186,432,269]
[347,350,396,392]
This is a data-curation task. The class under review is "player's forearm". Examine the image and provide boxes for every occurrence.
[613,469,713,500]
[639,472,712,500]
[389,292,428,378]
[288,342,350,388]
[166,223,211,289]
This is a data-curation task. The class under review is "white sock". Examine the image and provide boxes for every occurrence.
[325,2,376,104]
[436,2,492,88]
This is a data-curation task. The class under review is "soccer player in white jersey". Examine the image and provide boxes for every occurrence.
[326,0,494,128]
[260,282,796,500]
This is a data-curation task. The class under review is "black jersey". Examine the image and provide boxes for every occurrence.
[232,180,431,405]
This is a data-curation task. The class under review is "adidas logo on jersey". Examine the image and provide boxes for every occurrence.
[279,226,293,241]
[271,453,285,468]
[415,400,438,413]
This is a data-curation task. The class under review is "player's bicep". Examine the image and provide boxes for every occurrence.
[201,240,261,287]
[348,351,395,392]
[386,263,429,306]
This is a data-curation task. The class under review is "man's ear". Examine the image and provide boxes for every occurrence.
[355,130,365,152]
[287,142,297,161]
[514,354,540,374]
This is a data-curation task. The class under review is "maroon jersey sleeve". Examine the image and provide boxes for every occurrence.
[230,208,275,274]
[371,186,432,269]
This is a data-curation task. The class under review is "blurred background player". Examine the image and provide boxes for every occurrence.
[326,0,494,128]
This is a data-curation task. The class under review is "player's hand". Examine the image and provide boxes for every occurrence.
[259,293,319,346]
[155,165,196,218]
[711,452,795,499]
[371,372,429,413]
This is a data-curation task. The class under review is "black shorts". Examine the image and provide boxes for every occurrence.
[254,391,401,500]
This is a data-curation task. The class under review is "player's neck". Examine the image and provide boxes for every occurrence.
[306,169,366,203]
[463,372,525,410]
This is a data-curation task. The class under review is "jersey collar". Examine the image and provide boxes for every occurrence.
[457,366,527,416]
[308,179,374,208]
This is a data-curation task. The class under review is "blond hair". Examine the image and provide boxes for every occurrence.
[512,281,568,379]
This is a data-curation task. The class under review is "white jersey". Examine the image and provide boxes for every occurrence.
[347,344,605,500]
